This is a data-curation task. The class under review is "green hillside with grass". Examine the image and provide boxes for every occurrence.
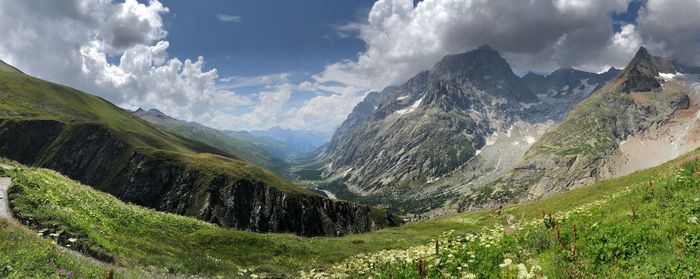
[3,144,700,277]
[0,219,147,279]
[0,71,231,157]
[0,67,399,236]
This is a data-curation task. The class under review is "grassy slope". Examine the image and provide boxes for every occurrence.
[527,78,687,158]
[0,168,143,278]
[4,144,697,277]
[0,219,147,279]
[0,70,306,194]
[311,153,700,278]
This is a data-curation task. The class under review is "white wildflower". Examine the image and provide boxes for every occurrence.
[499,258,513,268]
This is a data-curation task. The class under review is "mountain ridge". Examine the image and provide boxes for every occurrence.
[310,46,656,215]
[0,62,400,236]
[133,107,292,177]
[454,47,700,211]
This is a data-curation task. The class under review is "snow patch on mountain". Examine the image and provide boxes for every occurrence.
[395,97,424,115]
[659,72,681,81]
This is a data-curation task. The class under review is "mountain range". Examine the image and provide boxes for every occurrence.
[463,47,700,210]
[226,126,332,162]
[306,45,699,215]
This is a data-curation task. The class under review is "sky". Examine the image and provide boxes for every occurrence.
[0,0,699,132]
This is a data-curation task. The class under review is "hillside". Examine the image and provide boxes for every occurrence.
[0,62,399,236]
[3,145,699,277]
[458,47,700,210]
[305,151,700,278]
[133,108,292,177]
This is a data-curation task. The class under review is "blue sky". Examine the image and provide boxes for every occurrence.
[160,0,374,115]
[162,0,373,77]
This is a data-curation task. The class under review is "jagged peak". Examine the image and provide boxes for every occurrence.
[617,46,676,93]
[632,46,650,60]
[429,45,511,80]
[603,67,620,74]
[147,108,167,115]
[552,66,575,73]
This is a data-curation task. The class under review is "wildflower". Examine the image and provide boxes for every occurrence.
[530,265,542,273]
[499,258,513,268]
[688,216,699,224]
[516,263,532,279]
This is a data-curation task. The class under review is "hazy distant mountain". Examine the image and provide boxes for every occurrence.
[521,67,620,98]
[134,108,292,177]
[226,126,332,162]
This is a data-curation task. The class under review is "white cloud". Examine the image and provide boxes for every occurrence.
[0,0,250,129]
[216,14,241,22]
[208,84,295,130]
[314,0,634,90]
[282,90,366,131]
[636,0,700,65]
[101,0,169,52]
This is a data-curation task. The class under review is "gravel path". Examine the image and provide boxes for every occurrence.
[0,163,14,219]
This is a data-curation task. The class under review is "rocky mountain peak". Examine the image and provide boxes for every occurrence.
[617,47,676,92]
[429,45,507,79]
[428,45,536,101]
[133,108,173,121]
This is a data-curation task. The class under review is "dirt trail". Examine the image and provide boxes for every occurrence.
[0,163,14,219]
[0,163,197,278]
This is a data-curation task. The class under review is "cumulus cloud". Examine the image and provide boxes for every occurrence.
[101,0,169,51]
[0,0,249,129]
[636,0,700,65]
[314,0,638,90]
[1,0,698,133]
[282,89,366,131]
[208,84,295,130]
[216,14,242,23]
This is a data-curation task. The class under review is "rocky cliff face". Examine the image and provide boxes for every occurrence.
[323,87,396,158]
[314,46,546,212]
[0,118,400,236]
[312,46,630,214]
[453,47,700,210]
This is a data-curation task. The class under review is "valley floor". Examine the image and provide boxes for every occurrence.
[1,147,699,278]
